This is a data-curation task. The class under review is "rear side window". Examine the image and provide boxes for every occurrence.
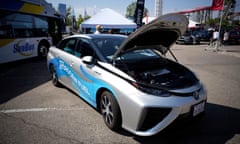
[58,38,77,54]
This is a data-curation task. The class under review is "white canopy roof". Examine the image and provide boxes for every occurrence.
[142,17,200,29]
[189,20,200,28]
[142,16,156,24]
[81,8,137,29]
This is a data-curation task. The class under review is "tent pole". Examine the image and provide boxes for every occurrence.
[215,0,225,51]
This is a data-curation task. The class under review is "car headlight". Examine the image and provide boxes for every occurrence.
[131,81,170,97]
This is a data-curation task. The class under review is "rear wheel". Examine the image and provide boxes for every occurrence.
[100,91,121,130]
[38,42,49,57]
[50,65,60,87]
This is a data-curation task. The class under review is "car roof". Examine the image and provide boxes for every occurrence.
[63,34,127,40]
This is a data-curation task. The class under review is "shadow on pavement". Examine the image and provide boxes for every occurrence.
[0,58,50,104]
[133,103,240,144]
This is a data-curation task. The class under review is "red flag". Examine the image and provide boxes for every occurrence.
[211,0,224,10]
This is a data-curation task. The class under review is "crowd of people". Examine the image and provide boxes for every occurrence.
[92,24,239,46]
[92,24,133,35]
[208,28,230,47]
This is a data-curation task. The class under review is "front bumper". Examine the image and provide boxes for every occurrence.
[119,85,207,136]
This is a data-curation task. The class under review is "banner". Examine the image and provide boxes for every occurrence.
[72,8,77,30]
[211,0,224,11]
[134,0,145,28]
[58,3,67,17]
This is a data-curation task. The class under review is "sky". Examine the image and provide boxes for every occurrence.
[46,0,215,17]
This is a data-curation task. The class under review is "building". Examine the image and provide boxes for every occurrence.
[154,0,162,17]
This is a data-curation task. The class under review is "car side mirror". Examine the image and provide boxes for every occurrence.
[82,56,96,65]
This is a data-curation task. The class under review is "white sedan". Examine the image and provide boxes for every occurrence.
[47,13,207,136]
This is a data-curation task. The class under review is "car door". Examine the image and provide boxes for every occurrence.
[70,38,100,107]
[55,37,78,90]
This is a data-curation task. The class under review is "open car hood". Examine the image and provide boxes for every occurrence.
[112,13,188,60]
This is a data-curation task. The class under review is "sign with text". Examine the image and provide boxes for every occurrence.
[134,0,145,28]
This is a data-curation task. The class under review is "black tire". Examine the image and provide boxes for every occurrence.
[50,65,61,87]
[38,42,49,57]
[100,91,121,130]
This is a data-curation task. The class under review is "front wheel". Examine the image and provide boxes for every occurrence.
[100,91,122,130]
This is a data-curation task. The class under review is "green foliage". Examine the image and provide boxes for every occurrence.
[232,20,240,26]
[125,2,148,19]
[63,6,91,29]
[206,18,229,28]
[77,15,91,29]
[206,18,218,26]
[65,6,72,26]
[77,15,84,29]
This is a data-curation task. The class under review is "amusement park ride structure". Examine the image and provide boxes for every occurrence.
[176,0,238,22]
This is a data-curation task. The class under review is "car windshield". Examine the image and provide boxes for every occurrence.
[119,49,160,61]
[92,36,161,62]
[92,37,125,60]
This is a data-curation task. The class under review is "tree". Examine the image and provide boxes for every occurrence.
[125,2,148,20]
[77,14,84,29]
[60,6,92,30]
[205,0,236,27]
[65,6,72,26]
[232,20,240,26]
[76,14,91,30]
[222,0,236,20]
[206,18,228,28]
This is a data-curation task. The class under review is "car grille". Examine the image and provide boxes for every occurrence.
[137,107,172,131]
[170,88,201,98]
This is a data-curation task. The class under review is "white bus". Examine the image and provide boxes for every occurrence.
[0,0,62,64]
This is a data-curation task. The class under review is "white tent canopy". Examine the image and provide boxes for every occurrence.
[142,16,156,24]
[81,8,137,29]
[189,20,200,28]
[142,17,200,29]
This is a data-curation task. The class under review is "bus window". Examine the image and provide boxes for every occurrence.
[0,25,14,38]
[0,0,62,64]
[34,17,48,37]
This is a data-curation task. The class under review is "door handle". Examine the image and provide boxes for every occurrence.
[94,70,101,75]
[70,61,74,67]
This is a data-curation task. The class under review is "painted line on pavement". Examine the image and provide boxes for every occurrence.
[0,107,90,114]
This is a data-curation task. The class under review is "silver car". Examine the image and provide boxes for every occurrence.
[47,13,207,136]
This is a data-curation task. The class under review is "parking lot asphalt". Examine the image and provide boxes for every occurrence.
[0,43,240,144]
[218,45,240,58]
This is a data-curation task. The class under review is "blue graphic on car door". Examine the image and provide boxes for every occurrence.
[57,59,93,102]
[50,57,116,108]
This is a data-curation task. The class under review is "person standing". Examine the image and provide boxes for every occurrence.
[211,29,220,47]
[213,29,219,42]
[94,25,102,34]
[223,30,229,45]
[208,29,214,46]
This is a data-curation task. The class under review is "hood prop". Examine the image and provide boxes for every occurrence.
[168,48,178,62]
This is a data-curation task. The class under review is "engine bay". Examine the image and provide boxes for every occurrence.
[115,58,198,89]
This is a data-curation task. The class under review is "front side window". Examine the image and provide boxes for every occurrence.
[76,38,95,58]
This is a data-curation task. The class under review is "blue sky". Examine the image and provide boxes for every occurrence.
[46,0,214,17]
